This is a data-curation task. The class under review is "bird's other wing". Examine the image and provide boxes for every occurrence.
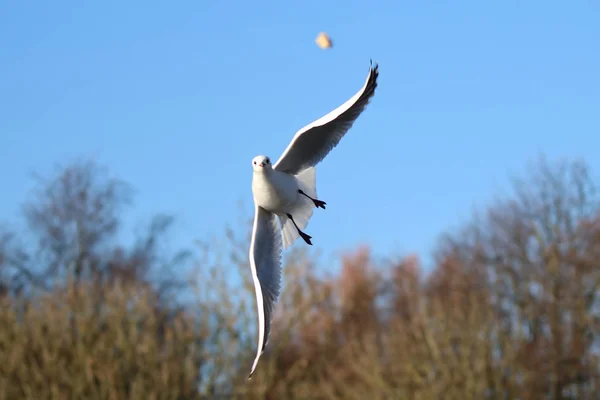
[273,61,379,175]
[248,205,283,379]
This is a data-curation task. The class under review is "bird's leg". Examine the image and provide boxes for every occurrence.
[286,213,312,245]
[298,190,326,209]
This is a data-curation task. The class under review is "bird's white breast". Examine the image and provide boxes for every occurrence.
[252,169,300,214]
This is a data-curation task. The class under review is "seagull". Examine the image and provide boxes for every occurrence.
[247,61,379,378]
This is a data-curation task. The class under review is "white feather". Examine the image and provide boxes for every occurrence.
[248,205,282,379]
[273,61,379,175]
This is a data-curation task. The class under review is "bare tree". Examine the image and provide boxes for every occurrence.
[437,157,600,399]
[0,159,215,399]
[20,160,130,285]
[9,159,189,298]
[2,155,598,399]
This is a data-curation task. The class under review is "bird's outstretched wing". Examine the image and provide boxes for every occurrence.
[273,61,379,175]
[248,205,283,379]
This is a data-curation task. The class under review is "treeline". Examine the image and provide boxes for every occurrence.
[0,157,598,399]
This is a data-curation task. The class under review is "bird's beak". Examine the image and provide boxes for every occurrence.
[259,162,264,167]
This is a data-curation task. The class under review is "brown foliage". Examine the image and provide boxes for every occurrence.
[244,157,600,399]
[0,156,598,399]
[0,280,202,399]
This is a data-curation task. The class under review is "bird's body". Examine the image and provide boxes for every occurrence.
[247,61,379,378]
[251,155,319,248]
[252,164,300,216]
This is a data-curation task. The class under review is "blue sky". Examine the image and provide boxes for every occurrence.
[1,1,599,273]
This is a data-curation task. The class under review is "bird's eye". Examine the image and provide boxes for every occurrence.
[266,158,270,164]
[253,161,256,165]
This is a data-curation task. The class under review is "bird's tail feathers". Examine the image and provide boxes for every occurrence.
[278,201,314,249]
[279,215,299,250]
[295,167,317,199]
[277,167,317,249]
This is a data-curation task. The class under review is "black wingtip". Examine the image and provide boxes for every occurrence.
[248,366,257,380]
[369,59,379,76]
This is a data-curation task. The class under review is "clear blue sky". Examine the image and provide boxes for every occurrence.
[1,1,599,271]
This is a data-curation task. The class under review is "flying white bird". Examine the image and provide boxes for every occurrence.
[248,61,379,378]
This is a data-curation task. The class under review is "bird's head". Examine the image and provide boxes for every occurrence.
[252,155,272,172]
